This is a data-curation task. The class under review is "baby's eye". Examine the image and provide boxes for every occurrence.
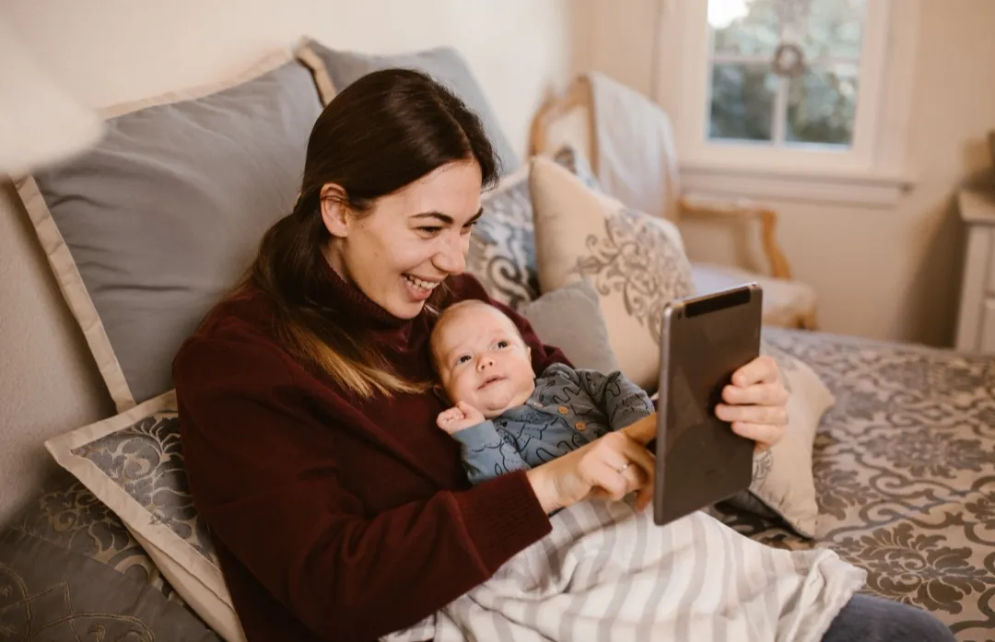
[496,340,509,349]
[457,354,472,364]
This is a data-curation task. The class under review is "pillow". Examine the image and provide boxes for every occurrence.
[295,38,520,175]
[44,390,244,642]
[529,156,694,390]
[1,473,219,640]
[467,165,539,309]
[14,51,323,411]
[726,338,834,538]
[521,280,622,374]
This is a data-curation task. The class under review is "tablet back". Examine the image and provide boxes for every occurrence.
[653,284,762,526]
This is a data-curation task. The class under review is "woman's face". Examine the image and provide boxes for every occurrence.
[322,160,483,319]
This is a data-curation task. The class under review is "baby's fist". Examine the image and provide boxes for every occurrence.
[436,401,485,434]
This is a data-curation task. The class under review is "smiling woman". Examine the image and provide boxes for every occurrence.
[320,160,484,320]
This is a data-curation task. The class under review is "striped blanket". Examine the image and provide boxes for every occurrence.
[386,500,865,642]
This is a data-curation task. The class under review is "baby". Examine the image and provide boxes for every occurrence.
[430,299,654,484]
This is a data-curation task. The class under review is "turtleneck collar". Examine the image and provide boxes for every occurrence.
[321,260,418,332]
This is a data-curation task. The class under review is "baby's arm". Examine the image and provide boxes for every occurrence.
[436,401,486,434]
[437,403,530,485]
[576,369,655,430]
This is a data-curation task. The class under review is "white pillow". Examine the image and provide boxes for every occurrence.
[529,156,694,390]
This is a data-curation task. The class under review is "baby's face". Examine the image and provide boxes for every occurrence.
[432,304,536,418]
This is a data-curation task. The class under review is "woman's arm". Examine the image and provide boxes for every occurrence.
[174,332,551,641]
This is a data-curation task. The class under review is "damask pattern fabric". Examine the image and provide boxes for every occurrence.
[529,156,694,390]
[0,472,218,641]
[710,328,995,640]
[467,166,539,310]
[44,390,245,642]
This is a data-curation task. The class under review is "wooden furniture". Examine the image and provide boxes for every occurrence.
[530,75,817,329]
[954,187,995,353]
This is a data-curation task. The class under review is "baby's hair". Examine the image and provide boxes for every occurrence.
[429,300,525,373]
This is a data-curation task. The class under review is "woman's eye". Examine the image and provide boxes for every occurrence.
[418,226,442,235]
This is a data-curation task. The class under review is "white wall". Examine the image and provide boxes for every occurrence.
[575,0,995,346]
[0,0,576,524]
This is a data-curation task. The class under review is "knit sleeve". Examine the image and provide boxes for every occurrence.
[450,420,531,484]
[173,326,550,641]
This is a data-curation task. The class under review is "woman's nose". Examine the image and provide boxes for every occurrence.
[433,232,467,274]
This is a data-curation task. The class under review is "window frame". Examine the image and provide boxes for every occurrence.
[654,0,916,204]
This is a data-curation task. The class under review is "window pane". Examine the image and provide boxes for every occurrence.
[709,63,776,141]
[785,65,858,145]
[802,0,866,60]
[709,0,778,56]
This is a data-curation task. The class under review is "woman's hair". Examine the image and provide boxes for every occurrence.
[248,68,500,398]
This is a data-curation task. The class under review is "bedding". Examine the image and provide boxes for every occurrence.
[388,501,864,642]
[712,328,995,640]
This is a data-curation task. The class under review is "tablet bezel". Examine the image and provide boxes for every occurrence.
[652,283,762,526]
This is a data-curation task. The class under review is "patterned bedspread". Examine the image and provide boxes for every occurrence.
[710,328,995,641]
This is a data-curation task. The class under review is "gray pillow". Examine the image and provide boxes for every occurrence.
[16,56,323,408]
[522,280,621,374]
[299,39,519,175]
[1,472,219,640]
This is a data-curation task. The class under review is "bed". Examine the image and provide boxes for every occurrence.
[2,38,992,642]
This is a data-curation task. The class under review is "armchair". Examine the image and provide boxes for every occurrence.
[529,74,817,329]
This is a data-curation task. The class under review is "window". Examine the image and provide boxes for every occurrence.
[707,0,866,148]
[658,0,915,202]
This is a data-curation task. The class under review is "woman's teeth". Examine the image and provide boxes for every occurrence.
[405,275,440,291]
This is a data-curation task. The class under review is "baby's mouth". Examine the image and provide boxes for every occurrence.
[478,375,504,390]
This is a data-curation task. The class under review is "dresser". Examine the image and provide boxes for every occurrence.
[955,188,995,353]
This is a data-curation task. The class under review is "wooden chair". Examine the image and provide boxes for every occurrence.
[529,75,817,330]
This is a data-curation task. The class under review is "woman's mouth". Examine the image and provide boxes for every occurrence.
[403,274,441,300]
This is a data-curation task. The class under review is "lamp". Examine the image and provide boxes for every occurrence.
[0,19,103,176]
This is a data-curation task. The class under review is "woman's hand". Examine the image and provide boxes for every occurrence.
[526,413,657,514]
[715,355,788,451]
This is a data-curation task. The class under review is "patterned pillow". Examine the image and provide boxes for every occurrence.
[529,156,694,390]
[44,391,244,642]
[724,337,834,538]
[0,471,219,640]
[467,166,539,310]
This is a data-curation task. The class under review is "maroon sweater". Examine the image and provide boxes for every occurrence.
[173,270,565,641]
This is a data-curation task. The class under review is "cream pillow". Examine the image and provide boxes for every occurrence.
[529,156,694,390]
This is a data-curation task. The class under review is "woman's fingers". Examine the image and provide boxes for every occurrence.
[730,421,784,449]
[721,382,788,406]
[621,411,658,445]
[731,355,781,386]
[715,403,787,426]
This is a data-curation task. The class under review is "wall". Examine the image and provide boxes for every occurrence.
[575,0,995,345]
[0,0,576,524]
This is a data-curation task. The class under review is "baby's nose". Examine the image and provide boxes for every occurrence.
[477,356,495,370]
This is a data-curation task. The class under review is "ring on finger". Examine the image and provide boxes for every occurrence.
[616,462,631,474]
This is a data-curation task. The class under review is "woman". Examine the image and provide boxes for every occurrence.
[173,70,952,641]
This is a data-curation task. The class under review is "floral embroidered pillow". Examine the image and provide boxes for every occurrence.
[529,156,694,391]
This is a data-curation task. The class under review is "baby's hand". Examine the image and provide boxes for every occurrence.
[436,401,485,434]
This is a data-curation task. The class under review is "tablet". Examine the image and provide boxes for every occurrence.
[653,283,762,526]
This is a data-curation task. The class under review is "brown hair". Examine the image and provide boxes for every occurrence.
[248,69,500,398]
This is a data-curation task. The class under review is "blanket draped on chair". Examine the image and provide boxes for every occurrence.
[585,71,682,222]
[386,501,865,642]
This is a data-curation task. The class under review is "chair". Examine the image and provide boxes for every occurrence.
[529,75,817,330]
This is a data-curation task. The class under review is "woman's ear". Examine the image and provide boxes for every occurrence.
[320,183,351,238]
